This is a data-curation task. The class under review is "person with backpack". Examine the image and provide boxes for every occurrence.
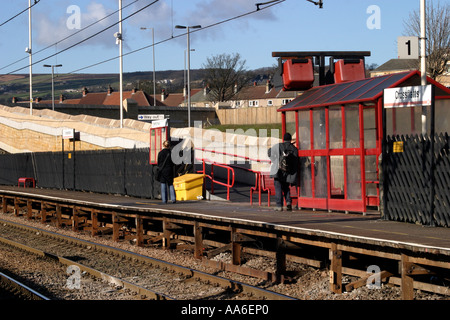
[157,140,176,204]
[268,132,298,211]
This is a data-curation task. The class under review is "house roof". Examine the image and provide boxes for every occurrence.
[234,84,279,100]
[278,71,450,112]
[102,91,152,107]
[151,89,201,107]
[58,89,155,107]
[372,58,418,73]
[77,92,108,105]
[190,83,299,104]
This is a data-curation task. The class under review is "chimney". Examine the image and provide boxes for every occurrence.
[265,80,271,93]
[107,85,113,95]
[35,97,41,103]
[132,88,137,94]
[59,94,64,103]
[82,87,88,97]
[161,89,166,102]
[12,97,17,103]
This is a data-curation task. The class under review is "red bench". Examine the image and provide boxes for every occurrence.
[259,173,298,208]
[18,177,35,188]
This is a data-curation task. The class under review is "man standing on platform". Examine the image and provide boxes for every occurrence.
[268,132,298,211]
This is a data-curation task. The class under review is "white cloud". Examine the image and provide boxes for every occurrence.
[35,1,118,51]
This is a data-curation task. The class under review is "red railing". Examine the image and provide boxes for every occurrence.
[195,147,271,201]
[195,146,280,203]
[196,159,235,201]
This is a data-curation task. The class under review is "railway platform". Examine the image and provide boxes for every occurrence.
[0,184,449,299]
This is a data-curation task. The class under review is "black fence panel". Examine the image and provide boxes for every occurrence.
[0,153,35,186]
[433,133,450,227]
[0,148,160,199]
[383,133,449,227]
[34,152,64,189]
[124,149,155,198]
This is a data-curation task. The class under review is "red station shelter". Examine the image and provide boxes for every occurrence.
[275,53,450,213]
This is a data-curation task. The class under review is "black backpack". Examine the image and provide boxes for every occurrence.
[279,147,296,174]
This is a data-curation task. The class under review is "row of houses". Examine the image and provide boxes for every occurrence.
[14,58,450,111]
[21,80,299,111]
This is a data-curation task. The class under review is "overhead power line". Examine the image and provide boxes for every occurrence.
[0,0,41,28]
[69,0,286,74]
[0,0,140,72]
[6,0,159,75]
[5,0,285,75]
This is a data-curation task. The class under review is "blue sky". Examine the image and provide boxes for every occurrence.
[0,0,432,76]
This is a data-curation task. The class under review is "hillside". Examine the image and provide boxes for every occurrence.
[0,68,273,105]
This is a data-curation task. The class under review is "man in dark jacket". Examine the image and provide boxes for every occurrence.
[268,132,298,211]
[157,140,176,203]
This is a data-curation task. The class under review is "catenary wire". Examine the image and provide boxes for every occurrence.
[5,0,159,75]
[0,0,139,72]
[68,0,285,74]
[0,0,41,28]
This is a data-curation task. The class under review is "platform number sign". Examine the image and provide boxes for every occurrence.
[398,36,419,59]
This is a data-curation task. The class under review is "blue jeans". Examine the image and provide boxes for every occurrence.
[161,183,176,203]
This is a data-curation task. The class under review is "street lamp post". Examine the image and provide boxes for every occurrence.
[114,0,124,128]
[43,64,62,111]
[420,0,427,134]
[140,27,156,107]
[184,49,195,106]
[27,0,33,115]
[175,25,201,127]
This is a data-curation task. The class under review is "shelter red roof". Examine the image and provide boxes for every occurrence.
[278,71,450,112]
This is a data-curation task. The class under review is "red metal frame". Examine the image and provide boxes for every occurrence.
[149,126,169,165]
[196,159,235,201]
[292,101,380,213]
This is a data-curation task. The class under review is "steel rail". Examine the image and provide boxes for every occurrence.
[0,218,297,300]
[0,271,51,300]
[0,233,173,300]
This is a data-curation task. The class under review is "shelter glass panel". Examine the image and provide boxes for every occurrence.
[346,155,362,200]
[314,156,328,198]
[345,105,360,148]
[330,156,344,197]
[365,155,378,197]
[300,156,312,197]
[436,100,450,133]
[298,110,311,150]
[313,108,326,150]
[329,106,343,149]
[286,111,297,140]
[364,107,376,149]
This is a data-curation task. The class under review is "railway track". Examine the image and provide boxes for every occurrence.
[0,271,50,300]
[0,218,296,300]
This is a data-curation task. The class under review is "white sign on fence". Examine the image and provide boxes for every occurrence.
[383,85,432,108]
[62,129,74,139]
[138,114,165,121]
[151,119,168,128]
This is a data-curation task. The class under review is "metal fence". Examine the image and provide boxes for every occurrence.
[383,133,450,227]
[0,148,160,199]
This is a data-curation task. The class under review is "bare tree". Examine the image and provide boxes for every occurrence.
[202,53,250,103]
[403,1,450,79]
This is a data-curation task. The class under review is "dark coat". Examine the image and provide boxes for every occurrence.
[157,148,174,184]
[268,141,299,185]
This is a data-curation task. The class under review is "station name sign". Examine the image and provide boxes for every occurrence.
[383,85,432,108]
